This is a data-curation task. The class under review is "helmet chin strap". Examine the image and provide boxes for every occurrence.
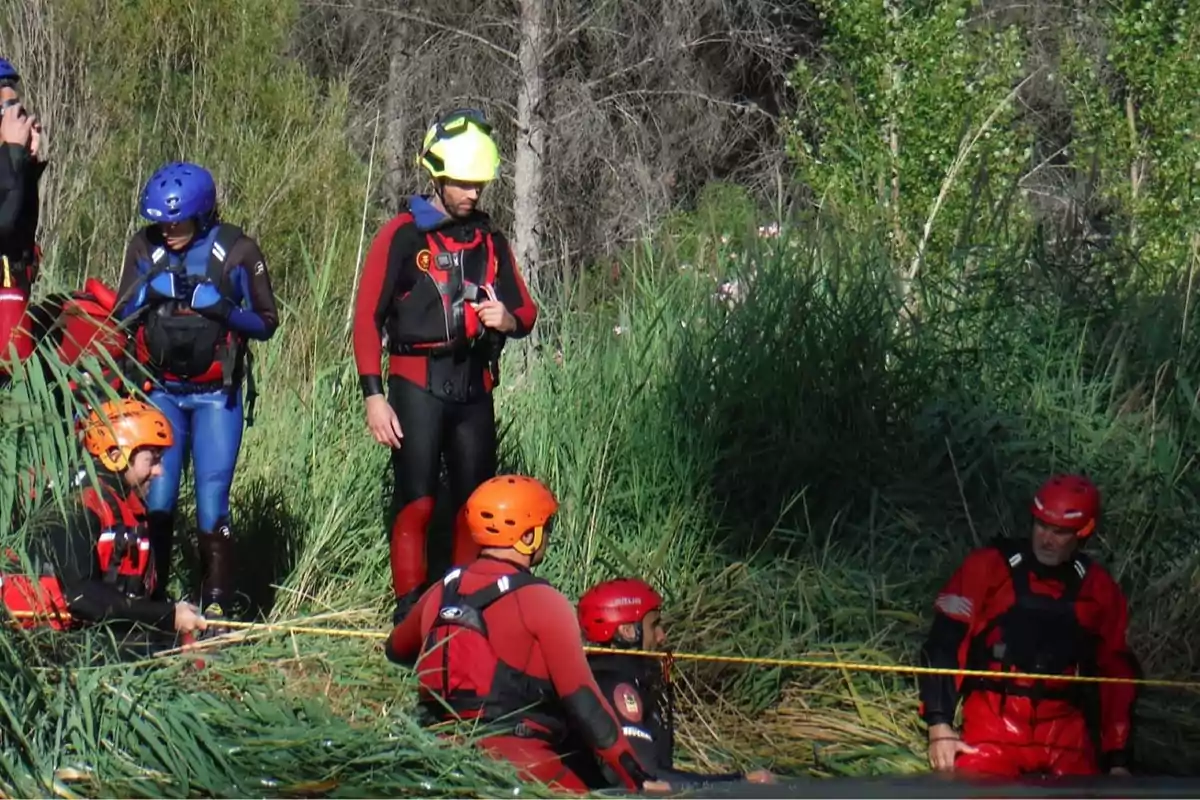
[611,621,645,651]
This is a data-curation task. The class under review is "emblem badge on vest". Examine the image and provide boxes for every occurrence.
[440,606,464,620]
[416,250,432,272]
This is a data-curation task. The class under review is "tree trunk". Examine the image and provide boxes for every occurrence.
[384,29,412,210]
[512,0,548,347]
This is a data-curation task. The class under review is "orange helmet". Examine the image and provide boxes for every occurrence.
[466,475,559,556]
[1031,474,1099,539]
[80,399,173,472]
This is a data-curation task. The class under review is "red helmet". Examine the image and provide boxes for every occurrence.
[577,578,663,644]
[1031,474,1099,539]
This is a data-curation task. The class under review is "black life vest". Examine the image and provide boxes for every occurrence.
[589,654,676,765]
[136,224,246,386]
[415,566,567,741]
[385,212,505,402]
[963,539,1095,704]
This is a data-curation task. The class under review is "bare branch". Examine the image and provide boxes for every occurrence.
[306,0,520,63]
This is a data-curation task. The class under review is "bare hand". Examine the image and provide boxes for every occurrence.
[365,394,403,448]
[471,299,516,333]
[928,723,978,772]
[745,769,776,784]
[0,104,34,147]
[642,780,673,793]
[173,601,208,635]
[29,121,43,160]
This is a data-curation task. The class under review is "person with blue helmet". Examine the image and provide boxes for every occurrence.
[114,161,280,624]
[0,56,47,296]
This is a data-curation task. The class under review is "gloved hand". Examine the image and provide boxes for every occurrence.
[190,280,234,321]
[147,271,183,301]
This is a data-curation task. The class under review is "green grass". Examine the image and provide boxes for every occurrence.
[9,204,1200,795]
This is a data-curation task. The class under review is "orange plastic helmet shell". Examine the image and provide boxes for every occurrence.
[1031,473,1100,539]
[80,399,174,472]
[466,475,559,555]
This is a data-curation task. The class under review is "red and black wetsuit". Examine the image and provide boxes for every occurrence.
[565,652,745,789]
[385,557,652,793]
[15,470,177,634]
[353,196,537,613]
[918,538,1140,776]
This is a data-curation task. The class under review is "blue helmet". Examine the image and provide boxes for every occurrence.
[0,58,18,83]
[139,161,217,224]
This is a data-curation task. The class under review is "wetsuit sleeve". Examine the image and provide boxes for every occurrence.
[1088,569,1140,769]
[596,675,742,788]
[352,213,414,399]
[491,232,537,339]
[39,503,176,632]
[918,548,1003,727]
[0,143,28,239]
[222,236,279,341]
[521,586,654,791]
[385,582,440,665]
[116,234,151,319]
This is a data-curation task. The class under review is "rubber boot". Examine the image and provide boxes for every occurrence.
[197,522,235,636]
[146,510,175,603]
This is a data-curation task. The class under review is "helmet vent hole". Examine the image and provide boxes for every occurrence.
[480,511,494,520]
[486,526,500,534]
[504,519,516,527]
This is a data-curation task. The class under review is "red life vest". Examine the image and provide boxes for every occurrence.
[417,567,568,741]
[81,484,156,598]
[1,482,156,630]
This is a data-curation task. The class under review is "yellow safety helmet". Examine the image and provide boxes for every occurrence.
[417,108,501,184]
[80,399,174,473]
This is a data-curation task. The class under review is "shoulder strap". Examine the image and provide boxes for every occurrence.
[79,486,116,528]
[206,223,245,285]
[460,570,549,612]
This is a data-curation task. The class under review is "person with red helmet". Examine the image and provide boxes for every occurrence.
[917,474,1140,778]
[383,475,660,794]
[3,399,208,641]
[572,578,777,789]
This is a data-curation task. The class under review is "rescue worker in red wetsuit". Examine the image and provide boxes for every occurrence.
[384,475,657,794]
[2,399,208,639]
[917,474,1140,778]
[352,109,538,625]
[572,578,777,789]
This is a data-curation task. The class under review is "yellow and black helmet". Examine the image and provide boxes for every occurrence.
[417,108,501,184]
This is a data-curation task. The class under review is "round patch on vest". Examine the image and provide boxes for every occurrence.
[614,683,642,722]
[416,249,432,272]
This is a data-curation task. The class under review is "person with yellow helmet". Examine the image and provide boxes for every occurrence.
[2,399,208,641]
[384,475,659,795]
[352,109,539,626]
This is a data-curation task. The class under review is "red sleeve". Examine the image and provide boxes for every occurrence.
[519,586,652,790]
[1087,568,1139,758]
[918,547,1007,725]
[353,212,414,396]
[384,582,440,665]
[492,233,537,339]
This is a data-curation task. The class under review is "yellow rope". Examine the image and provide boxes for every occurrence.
[197,618,1200,692]
[10,611,1200,692]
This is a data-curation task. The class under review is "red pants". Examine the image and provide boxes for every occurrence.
[956,691,1099,777]
[478,734,589,794]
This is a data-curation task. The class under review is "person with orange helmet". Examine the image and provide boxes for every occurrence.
[571,578,776,789]
[917,474,1140,778]
[2,399,208,640]
[383,475,659,794]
